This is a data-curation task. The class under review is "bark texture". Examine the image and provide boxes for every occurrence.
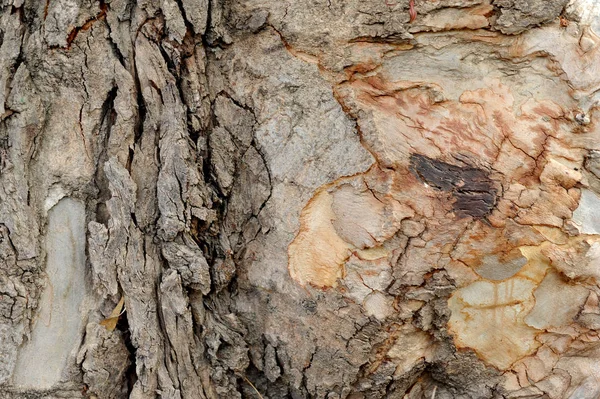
[1,0,600,398]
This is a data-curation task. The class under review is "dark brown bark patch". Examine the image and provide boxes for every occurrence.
[409,154,497,219]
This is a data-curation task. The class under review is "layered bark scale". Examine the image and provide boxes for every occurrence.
[1,0,600,398]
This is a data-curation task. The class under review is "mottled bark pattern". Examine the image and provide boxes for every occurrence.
[1,0,600,398]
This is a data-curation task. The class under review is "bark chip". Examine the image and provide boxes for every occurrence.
[409,154,497,219]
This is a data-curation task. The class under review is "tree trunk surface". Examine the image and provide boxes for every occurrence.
[1,0,600,398]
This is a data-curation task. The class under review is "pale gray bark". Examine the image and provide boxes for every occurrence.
[1,0,600,398]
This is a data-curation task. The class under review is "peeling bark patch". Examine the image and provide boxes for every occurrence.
[409,154,497,219]
[288,176,413,288]
[12,198,87,389]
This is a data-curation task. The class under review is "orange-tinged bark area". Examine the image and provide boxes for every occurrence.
[287,18,600,392]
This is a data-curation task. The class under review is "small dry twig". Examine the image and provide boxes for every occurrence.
[385,0,417,23]
[409,0,417,22]
[238,373,264,399]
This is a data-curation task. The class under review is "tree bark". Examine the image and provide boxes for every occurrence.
[1,0,600,398]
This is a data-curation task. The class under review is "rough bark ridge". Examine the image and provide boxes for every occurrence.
[1,0,600,398]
